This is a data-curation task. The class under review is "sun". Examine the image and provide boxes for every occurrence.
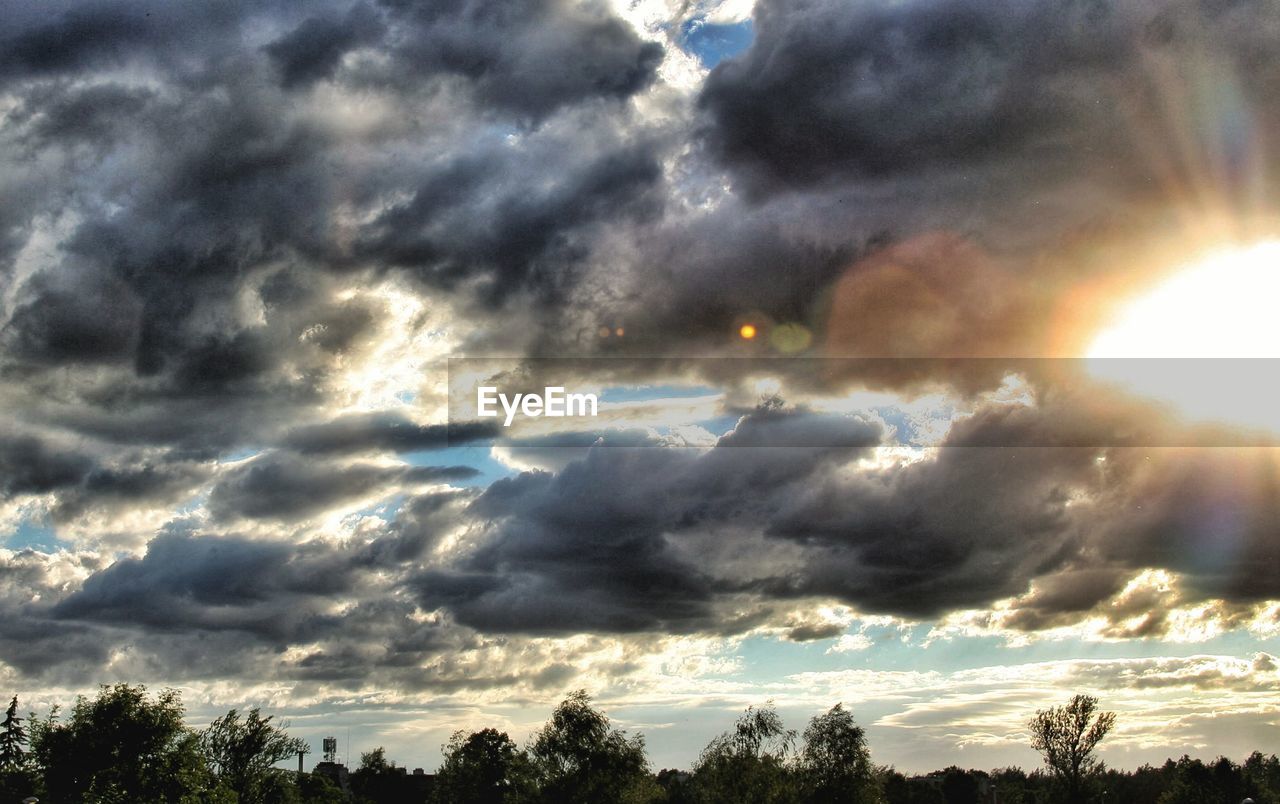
[1085,240,1280,432]
[1087,241,1280,359]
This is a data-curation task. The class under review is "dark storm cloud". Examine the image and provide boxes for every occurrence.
[15,82,156,150]
[52,532,356,635]
[0,3,166,78]
[413,406,884,634]
[698,0,1124,190]
[0,490,490,684]
[265,3,386,88]
[281,413,498,455]
[0,434,93,497]
[207,452,476,522]
[414,402,1280,635]
[591,200,860,353]
[0,0,665,428]
[374,0,663,120]
[1093,448,1280,604]
[0,550,111,678]
[355,140,664,305]
[699,0,1280,209]
[0,430,210,523]
[997,567,1129,632]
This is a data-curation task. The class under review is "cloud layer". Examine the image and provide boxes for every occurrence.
[3,0,1280,771]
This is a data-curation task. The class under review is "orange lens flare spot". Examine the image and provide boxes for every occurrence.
[739,324,757,340]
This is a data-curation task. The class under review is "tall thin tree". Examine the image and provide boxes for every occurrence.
[0,696,26,769]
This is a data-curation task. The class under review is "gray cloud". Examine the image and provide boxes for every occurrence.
[208,452,477,522]
[698,0,1280,207]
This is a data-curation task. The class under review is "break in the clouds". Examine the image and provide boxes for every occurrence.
[3,0,1280,773]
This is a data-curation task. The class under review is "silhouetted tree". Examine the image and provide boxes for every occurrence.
[1028,694,1115,804]
[1243,752,1280,803]
[530,690,658,804]
[0,695,38,802]
[689,703,798,804]
[201,707,308,804]
[938,766,979,804]
[351,746,418,803]
[878,767,910,804]
[1,695,26,769]
[797,704,880,803]
[991,767,1036,804]
[299,770,348,803]
[1157,755,1219,804]
[657,768,695,804]
[434,727,537,804]
[28,684,223,802]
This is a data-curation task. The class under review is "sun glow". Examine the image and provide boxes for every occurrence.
[1086,240,1280,432]
[1088,241,1280,359]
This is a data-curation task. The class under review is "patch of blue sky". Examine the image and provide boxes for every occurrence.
[694,414,741,438]
[727,622,1280,689]
[871,404,957,446]
[3,516,70,552]
[174,491,209,515]
[344,493,410,525]
[599,384,719,403]
[678,17,754,68]
[979,626,1280,666]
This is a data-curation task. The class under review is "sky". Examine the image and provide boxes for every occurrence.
[2,0,1280,777]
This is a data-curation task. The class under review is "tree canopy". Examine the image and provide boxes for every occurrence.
[530,689,657,804]
[798,704,880,804]
[434,727,538,804]
[29,684,218,803]
[1028,694,1116,804]
[201,707,308,804]
[690,702,798,804]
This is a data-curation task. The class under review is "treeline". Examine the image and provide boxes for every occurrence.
[1,685,1278,804]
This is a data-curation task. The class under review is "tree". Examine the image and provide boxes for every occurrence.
[530,690,658,804]
[938,767,980,804]
[28,684,222,802]
[689,703,798,804]
[0,695,38,803]
[434,727,537,804]
[1,695,27,769]
[798,704,880,803]
[351,745,420,803]
[298,770,347,804]
[1028,694,1116,804]
[201,707,308,804]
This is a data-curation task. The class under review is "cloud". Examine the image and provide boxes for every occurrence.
[281,413,498,456]
[265,3,386,89]
[0,434,94,498]
[373,0,664,120]
[698,0,1280,206]
[207,452,476,522]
